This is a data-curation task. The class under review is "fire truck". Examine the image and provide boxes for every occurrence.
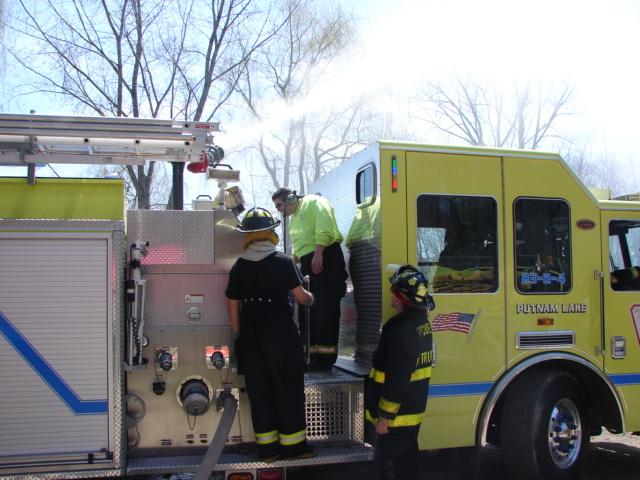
[1,114,639,480]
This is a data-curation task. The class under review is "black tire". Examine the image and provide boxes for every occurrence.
[500,369,590,480]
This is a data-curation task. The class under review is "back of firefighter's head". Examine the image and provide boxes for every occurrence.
[389,264,430,310]
[272,187,299,217]
[236,207,280,250]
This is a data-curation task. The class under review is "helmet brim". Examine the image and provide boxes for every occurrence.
[235,219,281,233]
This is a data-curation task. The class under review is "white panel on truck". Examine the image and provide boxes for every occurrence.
[0,233,111,462]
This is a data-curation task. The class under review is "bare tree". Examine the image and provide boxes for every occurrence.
[414,74,639,194]
[562,144,633,197]
[415,75,574,149]
[11,0,283,208]
[234,0,376,196]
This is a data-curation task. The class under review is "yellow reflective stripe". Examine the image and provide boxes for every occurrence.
[255,429,279,445]
[365,409,424,428]
[309,344,337,354]
[411,366,432,381]
[365,409,376,424]
[279,429,306,446]
[389,413,424,427]
[369,368,385,383]
[368,366,432,384]
[378,397,401,415]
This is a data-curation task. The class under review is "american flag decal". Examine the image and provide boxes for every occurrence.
[432,312,476,334]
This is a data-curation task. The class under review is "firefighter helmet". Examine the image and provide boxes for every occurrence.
[389,265,431,309]
[236,207,281,233]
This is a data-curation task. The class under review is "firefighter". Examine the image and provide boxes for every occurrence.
[365,264,434,480]
[226,207,316,461]
[272,187,348,371]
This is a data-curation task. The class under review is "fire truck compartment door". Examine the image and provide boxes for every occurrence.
[0,233,111,464]
[406,151,505,449]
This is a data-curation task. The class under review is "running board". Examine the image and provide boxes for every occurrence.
[126,442,374,476]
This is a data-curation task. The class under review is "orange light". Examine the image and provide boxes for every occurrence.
[537,318,554,326]
[228,473,253,480]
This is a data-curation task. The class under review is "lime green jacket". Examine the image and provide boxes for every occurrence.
[289,194,343,257]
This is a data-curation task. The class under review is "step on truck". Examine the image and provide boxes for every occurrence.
[0,114,370,480]
[312,140,640,479]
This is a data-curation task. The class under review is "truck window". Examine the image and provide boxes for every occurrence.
[356,163,376,206]
[514,198,571,294]
[609,219,640,291]
[416,194,498,293]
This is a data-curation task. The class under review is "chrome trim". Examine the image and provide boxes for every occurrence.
[477,352,624,448]
[516,330,575,349]
[611,336,626,359]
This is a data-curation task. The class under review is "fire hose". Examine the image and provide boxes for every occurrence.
[193,391,238,480]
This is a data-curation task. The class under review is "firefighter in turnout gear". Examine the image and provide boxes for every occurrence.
[272,188,348,370]
[226,207,316,461]
[365,264,434,480]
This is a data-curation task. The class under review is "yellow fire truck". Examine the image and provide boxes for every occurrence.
[1,114,639,480]
[313,140,640,480]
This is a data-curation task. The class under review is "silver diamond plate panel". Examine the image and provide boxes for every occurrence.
[111,227,125,472]
[127,210,220,265]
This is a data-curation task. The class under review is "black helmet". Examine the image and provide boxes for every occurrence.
[236,207,281,233]
[389,265,432,309]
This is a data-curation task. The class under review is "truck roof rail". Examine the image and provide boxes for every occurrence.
[0,113,220,166]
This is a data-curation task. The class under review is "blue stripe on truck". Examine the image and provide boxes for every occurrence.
[429,381,494,397]
[0,310,107,415]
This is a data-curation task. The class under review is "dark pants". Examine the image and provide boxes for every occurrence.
[299,243,347,369]
[374,425,422,480]
[241,306,308,458]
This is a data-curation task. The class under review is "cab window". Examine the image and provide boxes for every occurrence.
[609,220,640,291]
[514,198,571,294]
[416,194,498,293]
[356,163,376,206]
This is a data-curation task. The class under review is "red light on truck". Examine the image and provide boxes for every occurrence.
[537,318,554,326]
[258,468,284,480]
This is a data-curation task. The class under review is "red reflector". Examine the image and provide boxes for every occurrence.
[258,468,284,480]
[537,318,554,326]
[187,158,208,173]
[228,473,254,480]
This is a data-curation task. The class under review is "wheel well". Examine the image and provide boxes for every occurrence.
[482,359,623,446]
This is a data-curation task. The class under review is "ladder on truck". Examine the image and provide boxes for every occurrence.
[0,112,220,171]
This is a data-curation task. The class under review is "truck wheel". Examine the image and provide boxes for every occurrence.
[499,369,589,480]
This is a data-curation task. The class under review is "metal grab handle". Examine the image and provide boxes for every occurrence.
[303,275,311,366]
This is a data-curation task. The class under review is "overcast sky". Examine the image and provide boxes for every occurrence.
[223,0,640,178]
[360,0,640,162]
[2,0,639,200]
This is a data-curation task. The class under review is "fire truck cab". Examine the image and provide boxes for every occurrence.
[313,141,640,479]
